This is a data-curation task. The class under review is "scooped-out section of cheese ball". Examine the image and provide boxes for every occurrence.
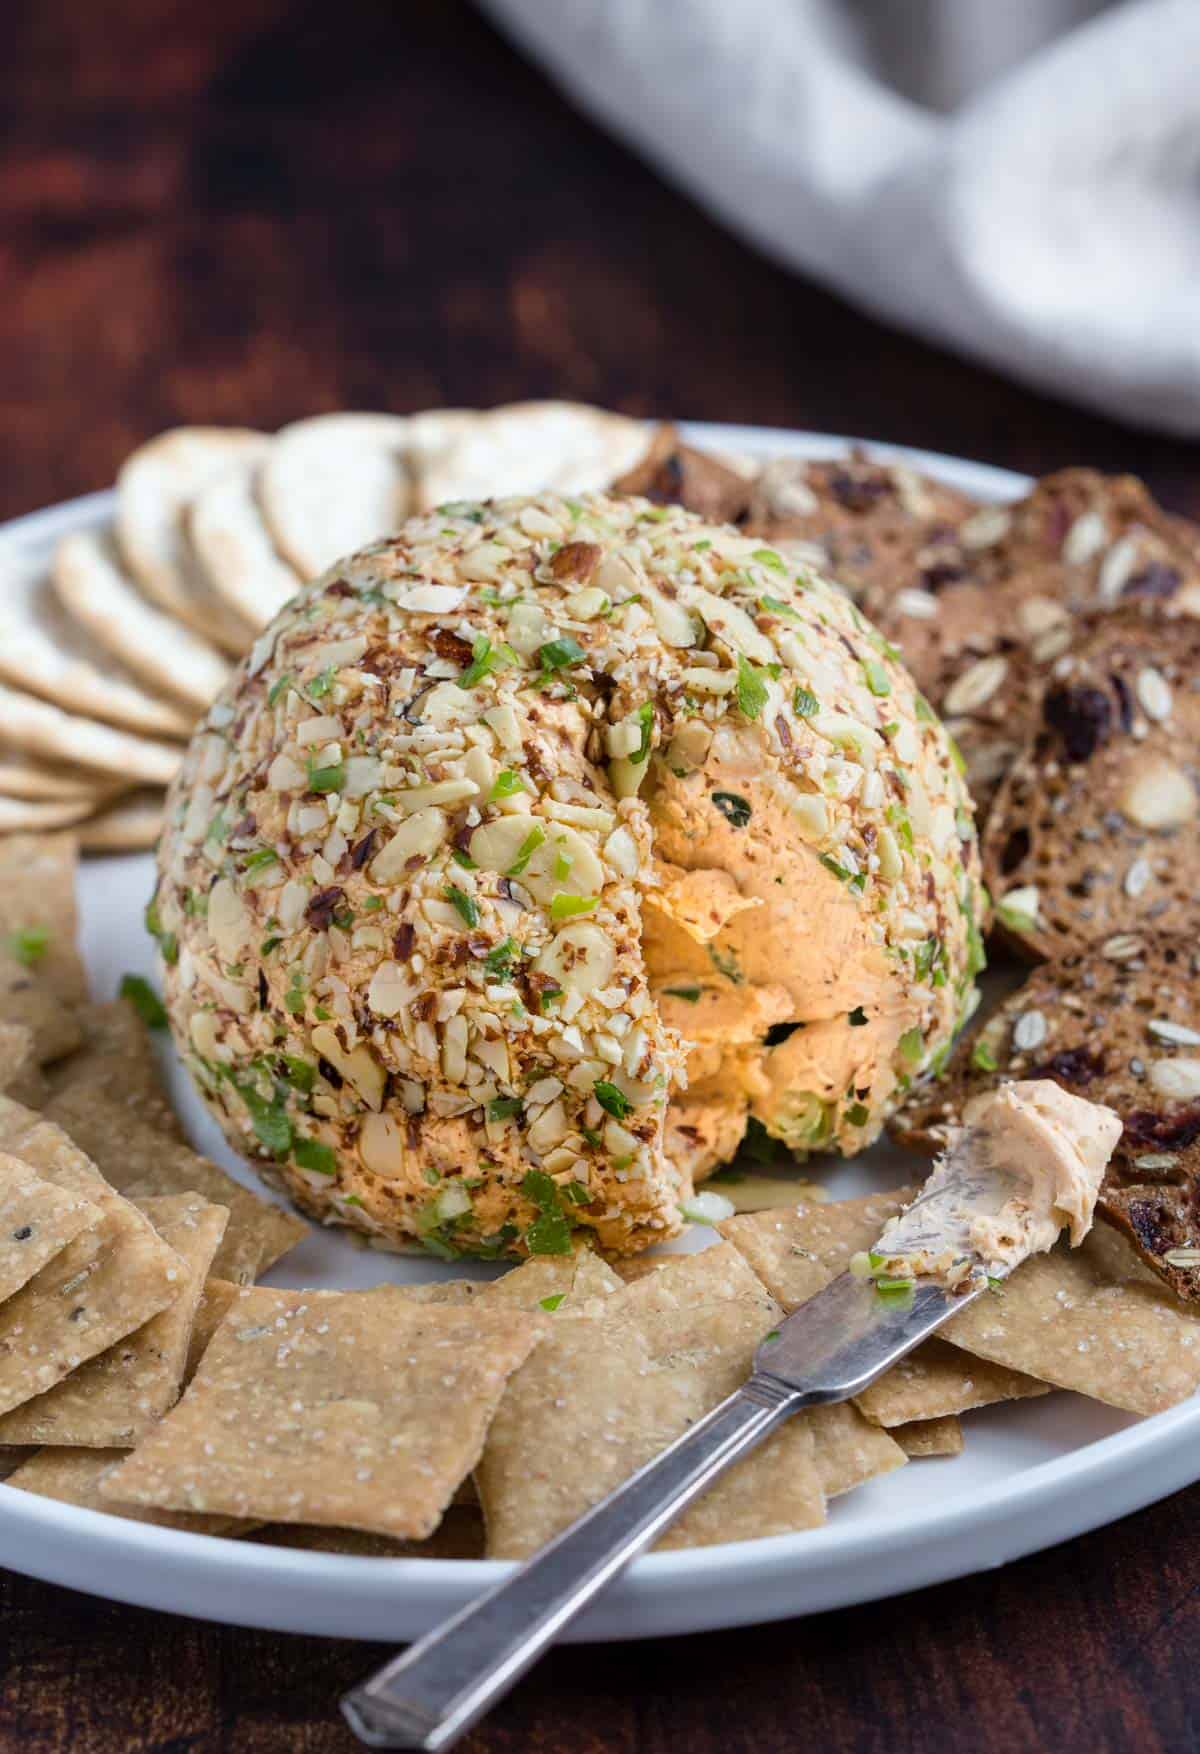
[151,491,985,1261]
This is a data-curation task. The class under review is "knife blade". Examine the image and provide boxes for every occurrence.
[342,1267,986,1751]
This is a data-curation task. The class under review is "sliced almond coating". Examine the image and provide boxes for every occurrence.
[891,932,1200,1303]
[477,1293,824,1559]
[0,679,180,788]
[0,1192,226,1446]
[101,1289,540,1539]
[0,1103,182,1418]
[0,539,193,739]
[53,529,231,713]
[114,427,266,649]
[43,1087,306,1283]
[416,402,650,510]
[189,461,301,630]
[46,1000,180,1139]
[0,1152,100,1302]
[895,1415,963,1457]
[78,789,165,854]
[719,1193,1048,1423]
[0,832,86,1001]
[5,1446,254,1536]
[259,413,413,580]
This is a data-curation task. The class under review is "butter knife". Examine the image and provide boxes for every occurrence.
[342,1269,985,1750]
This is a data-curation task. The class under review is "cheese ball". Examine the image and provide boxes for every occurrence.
[151,491,985,1259]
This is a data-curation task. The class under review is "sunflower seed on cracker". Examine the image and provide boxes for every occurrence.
[101,1289,540,1539]
[53,530,231,714]
[115,427,267,650]
[0,1192,226,1447]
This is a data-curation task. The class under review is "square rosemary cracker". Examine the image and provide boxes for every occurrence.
[0,833,86,1003]
[44,1087,306,1283]
[809,1402,908,1495]
[943,1234,1200,1416]
[0,1021,50,1107]
[250,1506,487,1561]
[100,1288,541,1539]
[0,943,83,1065]
[477,1282,825,1559]
[721,1196,1049,1424]
[0,1151,101,1302]
[0,1101,183,1417]
[45,1000,181,1140]
[4,1446,254,1536]
[481,1250,623,1313]
[895,1417,964,1458]
[0,1193,226,1447]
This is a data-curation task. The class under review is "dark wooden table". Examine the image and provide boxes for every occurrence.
[3,3,1199,1750]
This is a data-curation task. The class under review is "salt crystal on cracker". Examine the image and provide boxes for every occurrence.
[101,1288,540,1539]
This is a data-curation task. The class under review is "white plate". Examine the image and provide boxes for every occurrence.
[2,424,1194,1644]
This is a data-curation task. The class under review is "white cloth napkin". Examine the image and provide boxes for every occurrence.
[480,0,1200,435]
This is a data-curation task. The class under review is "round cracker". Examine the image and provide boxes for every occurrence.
[79,789,164,853]
[258,413,414,581]
[0,679,180,787]
[188,462,300,631]
[415,401,651,511]
[53,530,231,714]
[0,793,96,833]
[0,536,193,741]
[115,427,267,650]
[0,744,117,803]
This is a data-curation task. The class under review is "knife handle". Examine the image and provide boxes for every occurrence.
[342,1377,799,1751]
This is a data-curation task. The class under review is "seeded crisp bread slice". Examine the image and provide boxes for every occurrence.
[477,1293,825,1559]
[43,1087,306,1283]
[895,1416,964,1458]
[100,1288,541,1538]
[609,424,755,526]
[719,1195,1049,1423]
[943,1233,1200,1415]
[45,1000,181,1139]
[0,1102,183,1417]
[4,1446,254,1536]
[982,607,1200,961]
[0,1193,226,1447]
[891,934,1200,1303]
[0,833,86,1003]
[0,1152,101,1302]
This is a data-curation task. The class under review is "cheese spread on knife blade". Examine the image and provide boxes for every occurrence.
[868,1080,1122,1291]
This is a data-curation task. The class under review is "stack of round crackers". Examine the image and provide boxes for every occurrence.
[0,404,666,851]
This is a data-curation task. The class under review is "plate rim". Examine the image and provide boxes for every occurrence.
[4,421,1193,1644]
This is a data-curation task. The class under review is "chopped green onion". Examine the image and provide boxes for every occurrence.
[445,885,479,927]
[971,1039,999,1073]
[487,1096,523,1122]
[751,547,786,571]
[735,653,770,721]
[594,1080,632,1121]
[631,700,654,764]
[539,1293,566,1312]
[898,1026,924,1065]
[491,769,525,800]
[792,686,820,717]
[119,974,167,1030]
[759,594,800,621]
[862,660,891,697]
[306,758,345,794]
[507,826,545,877]
[537,636,586,676]
[664,985,702,1003]
[550,893,598,920]
[484,937,518,978]
[267,672,293,706]
[294,1137,336,1176]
